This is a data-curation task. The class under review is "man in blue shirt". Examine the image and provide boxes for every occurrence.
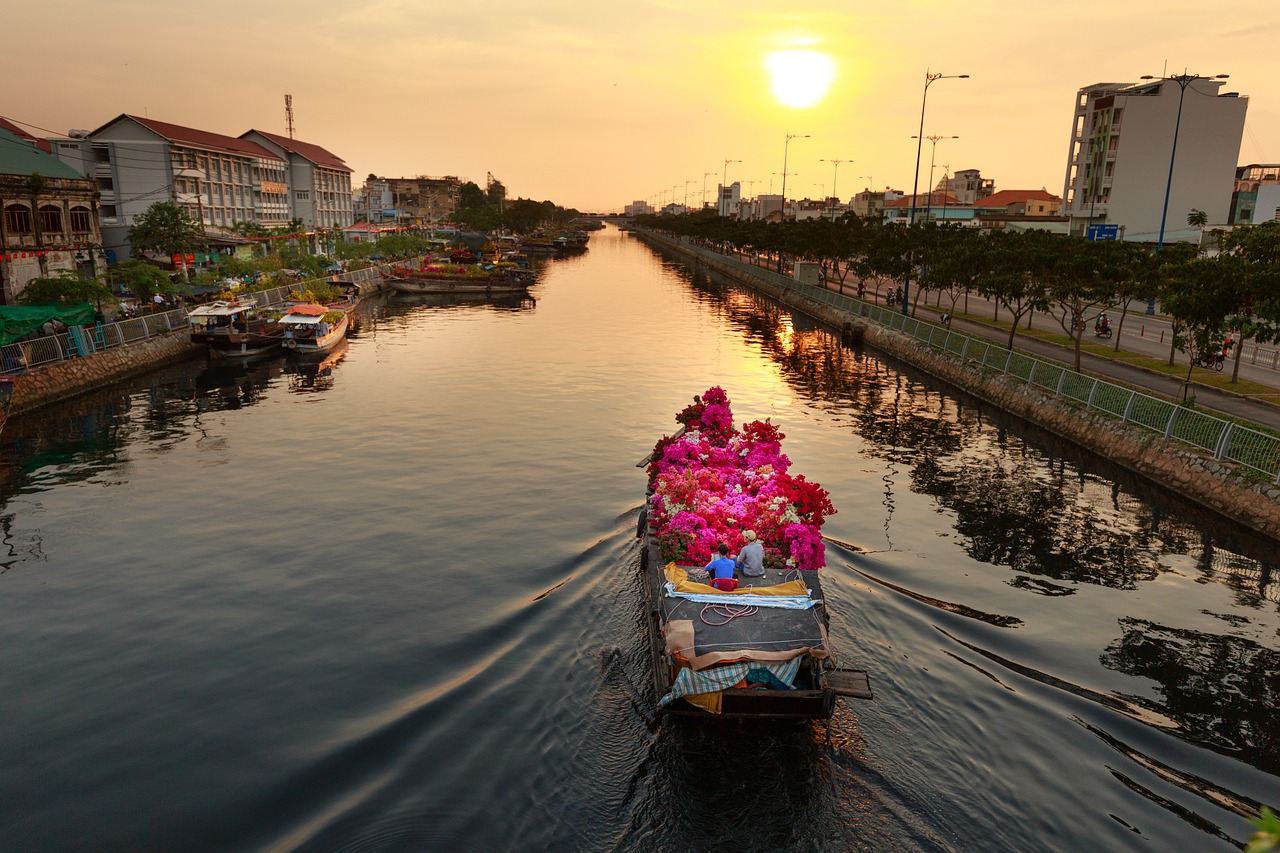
[705,542,738,591]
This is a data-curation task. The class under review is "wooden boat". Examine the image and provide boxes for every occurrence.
[187,298,283,357]
[0,376,13,436]
[385,266,533,295]
[280,303,349,355]
[638,388,872,719]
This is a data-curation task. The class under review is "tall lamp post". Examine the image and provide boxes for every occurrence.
[1142,71,1229,251]
[701,172,715,210]
[1140,70,1228,313]
[820,158,847,221]
[905,70,968,315]
[721,159,741,217]
[911,134,958,221]
[780,133,809,221]
[685,180,698,209]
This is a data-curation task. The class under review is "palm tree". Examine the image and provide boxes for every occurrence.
[1187,209,1209,228]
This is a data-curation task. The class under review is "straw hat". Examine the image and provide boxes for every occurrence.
[743,530,757,541]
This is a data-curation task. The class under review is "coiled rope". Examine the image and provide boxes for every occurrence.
[699,601,760,625]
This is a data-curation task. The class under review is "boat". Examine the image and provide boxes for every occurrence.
[638,387,872,719]
[0,375,13,436]
[385,264,534,295]
[280,303,349,355]
[186,297,284,357]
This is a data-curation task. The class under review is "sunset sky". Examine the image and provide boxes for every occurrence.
[4,1,1277,213]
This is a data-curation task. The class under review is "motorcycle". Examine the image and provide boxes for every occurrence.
[1093,323,1112,339]
[1192,351,1225,371]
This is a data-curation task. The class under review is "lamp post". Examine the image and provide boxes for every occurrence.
[702,172,715,210]
[780,133,809,221]
[911,134,958,222]
[905,70,968,315]
[685,180,698,209]
[1140,70,1228,313]
[820,159,847,221]
[1141,71,1229,251]
[721,159,741,217]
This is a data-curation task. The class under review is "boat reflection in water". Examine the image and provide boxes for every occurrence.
[284,338,348,393]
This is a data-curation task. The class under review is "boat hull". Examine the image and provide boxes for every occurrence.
[282,312,349,355]
[387,277,528,295]
[191,329,283,357]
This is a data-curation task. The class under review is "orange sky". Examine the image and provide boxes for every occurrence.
[3,1,1277,213]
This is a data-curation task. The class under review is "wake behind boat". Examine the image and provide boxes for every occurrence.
[638,387,872,718]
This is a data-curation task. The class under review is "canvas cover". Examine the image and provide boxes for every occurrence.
[0,304,96,346]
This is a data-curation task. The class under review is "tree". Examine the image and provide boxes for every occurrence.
[458,181,487,210]
[1041,236,1123,372]
[1214,221,1280,381]
[127,201,206,281]
[18,271,112,307]
[1187,208,1209,228]
[977,230,1049,349]
[110,259,179,306]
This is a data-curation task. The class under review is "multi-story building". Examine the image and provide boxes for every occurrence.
[240,130,353,230]
[717,182,740,217]
[0,128,103,302]
[851,188,902,219]
[1061,79,1247,240]
[367,176,462,225]
[1229,164,1280,224]
[934,169,993,205]
[882,192,966,225]
[623,200,653,216]
[52,115,293,260]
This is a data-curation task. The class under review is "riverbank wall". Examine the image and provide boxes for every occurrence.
[635,230,1280,541]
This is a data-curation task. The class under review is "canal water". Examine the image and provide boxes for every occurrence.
[1,226,1276,852]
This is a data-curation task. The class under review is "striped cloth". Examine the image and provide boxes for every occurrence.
[659,657,803,708]
[662,582,817,610]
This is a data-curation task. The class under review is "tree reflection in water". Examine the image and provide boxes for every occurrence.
[1101,617,1280,775]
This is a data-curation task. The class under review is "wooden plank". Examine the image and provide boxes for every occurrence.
[827,668,873,700]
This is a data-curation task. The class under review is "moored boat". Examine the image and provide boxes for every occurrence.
[187,297,283,357]
[639,387,872,719]
[280,304,349,355]
[385,264,533,295]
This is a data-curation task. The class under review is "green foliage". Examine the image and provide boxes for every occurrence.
[458,181,487,210]
[109,259,178,304]
[1187,208,1209,228]
[1247,807,1280,853]
[127,201,205,257]
[18,272,112,307]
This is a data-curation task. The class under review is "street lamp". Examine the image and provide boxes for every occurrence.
[1140,71,1229,251]
[820,159,848,221]
[911,134,958,221]
[905,70,968,315]
[702,172,715,210]
[780,133,809,220]
[721,159,741,217]
[685,180,698,209]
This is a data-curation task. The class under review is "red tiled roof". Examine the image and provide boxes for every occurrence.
[883,192,963,208]
[0,118,52,153]
[973,189,1060,209]
[123,115,285,162]
[246,130,351,173]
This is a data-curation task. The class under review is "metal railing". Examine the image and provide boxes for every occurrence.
[1,308,190,374]
[0,264,393,376]
[671,236,1280,483]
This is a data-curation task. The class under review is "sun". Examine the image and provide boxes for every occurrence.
[766,50,835,108]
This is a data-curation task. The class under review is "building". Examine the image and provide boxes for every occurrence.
[1229,164,1280,224]
[717,182,740,217]
[934,168,993,205]
[623,200,653,216]
[366,176,462,226]
[1061,79,1247,240]
[971,189,1062,217]
[851,188,902,219]
[240,130,353,231]
[0,128,103,303]
[882,192,967,225]
[52,115,293,261]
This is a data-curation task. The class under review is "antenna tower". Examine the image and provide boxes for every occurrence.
[285,94,295,139]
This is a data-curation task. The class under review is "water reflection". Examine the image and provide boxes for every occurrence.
[284,340,348,394]
[382,292,537,319]
[1101,617,1280,774]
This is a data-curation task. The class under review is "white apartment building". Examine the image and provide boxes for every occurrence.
[717,182,740,217]
[1061,79,1247,241]
[241,130,353,230]
[53,115,292,260]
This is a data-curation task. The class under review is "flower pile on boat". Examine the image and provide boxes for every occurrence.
[647,387,835,571]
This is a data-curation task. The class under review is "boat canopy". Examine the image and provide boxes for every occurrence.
[284,304,327,317]
[188,300,255,318]
[281,313,324,325]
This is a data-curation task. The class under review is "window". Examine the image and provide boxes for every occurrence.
[3,204,32,233]
[297,190,310,201]
[92,145,110,163]
[98,177,114,191]
[39,205,64,233]
[100,204,118,218]
[70,207,93,232]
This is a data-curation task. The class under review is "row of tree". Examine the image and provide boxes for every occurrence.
[637,211,1280,383]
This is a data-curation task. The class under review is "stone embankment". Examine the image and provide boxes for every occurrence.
[637,230,1280,541]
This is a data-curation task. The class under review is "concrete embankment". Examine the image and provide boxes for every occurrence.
[636,230,1280,541]
[7,265,390,417]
